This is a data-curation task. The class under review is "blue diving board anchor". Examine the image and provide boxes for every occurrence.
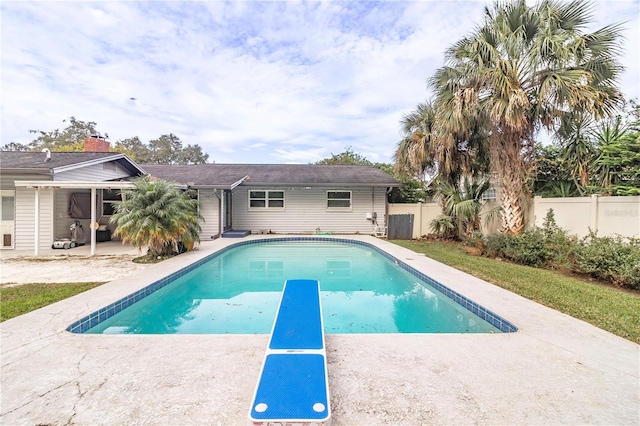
[249,279,331,425]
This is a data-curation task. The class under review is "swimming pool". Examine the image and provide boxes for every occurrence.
[68,238,517,334]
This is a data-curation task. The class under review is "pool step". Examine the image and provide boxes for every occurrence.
[249,279,331,425]
[221,230,251,238]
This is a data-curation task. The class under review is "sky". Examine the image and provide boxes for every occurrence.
[1,1,639,164]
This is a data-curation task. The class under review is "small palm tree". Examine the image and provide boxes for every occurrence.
[431,178,501,239]
[110,176,203,257]
[557,115,596,195]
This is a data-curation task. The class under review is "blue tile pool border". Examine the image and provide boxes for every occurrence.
[66,237,518,334]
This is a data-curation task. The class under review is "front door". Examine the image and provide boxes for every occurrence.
[1,190,15,249]
[224,190,232,230]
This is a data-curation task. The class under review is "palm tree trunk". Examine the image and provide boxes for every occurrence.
[499,184,525,235]
[492,132,531,235]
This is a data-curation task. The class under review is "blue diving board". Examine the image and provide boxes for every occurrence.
[249,279,331,424]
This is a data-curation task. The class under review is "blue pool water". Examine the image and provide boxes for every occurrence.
[79,239,516,334]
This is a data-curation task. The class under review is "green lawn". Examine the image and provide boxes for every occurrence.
[0,282,106,322]
[391,240,640,344]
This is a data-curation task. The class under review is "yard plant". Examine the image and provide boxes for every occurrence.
[0,282,105,322]
[391,239,640,344]
[484,210,640,290]
[396,0,624,235]
[111,176,203,258]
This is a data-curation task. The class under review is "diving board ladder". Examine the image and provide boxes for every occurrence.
[249,279,331,425]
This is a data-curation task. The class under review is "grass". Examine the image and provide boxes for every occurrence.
[0,282,106,322]
[391,239,640,344]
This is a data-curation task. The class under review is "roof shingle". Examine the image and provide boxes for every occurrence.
[141,164,399,187]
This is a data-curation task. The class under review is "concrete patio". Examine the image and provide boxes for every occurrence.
[1,236,638,425]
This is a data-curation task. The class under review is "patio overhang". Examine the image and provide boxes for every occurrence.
[14,180,136,256]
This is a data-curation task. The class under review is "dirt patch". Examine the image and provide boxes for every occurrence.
[0,255,152,286]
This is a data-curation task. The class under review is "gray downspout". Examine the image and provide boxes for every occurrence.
[213,189,222,239]
[385,187,392,229]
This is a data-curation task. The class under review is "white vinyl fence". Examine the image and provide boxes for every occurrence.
[389,195,640,239]
[388,201,501,239]
[531,195,640,238]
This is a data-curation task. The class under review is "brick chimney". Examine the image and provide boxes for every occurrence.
[84,136,110,152]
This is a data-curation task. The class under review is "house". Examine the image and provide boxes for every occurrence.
[1,138,400,255]
[142,163,399,239]
[0,138,146,255]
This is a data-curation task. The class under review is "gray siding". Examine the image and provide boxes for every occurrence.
[1,174,52,190]
[54,161,131,181]
[231,187,387,234]
[15,187,54,250]
[198,189,220,239]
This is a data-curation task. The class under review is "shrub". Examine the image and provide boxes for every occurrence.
[504,227,549,267]
[484,210,577,267]
[429,214,457,239]
[482,209,638,290]
[574,233,640,290]
[484,232,511,257]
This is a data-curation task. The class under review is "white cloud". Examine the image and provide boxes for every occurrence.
[1,0,638,164]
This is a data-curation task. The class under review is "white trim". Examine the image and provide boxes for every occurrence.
[231,176,250,190]
[51,154,145,175]
[326,190,352,211]
[0,190,15,249]
[14,181,136,189]
[248,190,286,211]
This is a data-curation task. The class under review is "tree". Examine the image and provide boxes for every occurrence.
[394,102,438,180]
[430,0,623,234]
[533,143,579,197]
[315,146,371,165]
[316,147,428,203]
[431,178,500,239]
[0,117,107,152]
[557,116,596,195]
[593,117,640,195]
[376,163,429,203]
[393,101,490,188]
[112,137,149,161]
[2,118,211,165]
[110,177,203,257]
[144,133,209,165]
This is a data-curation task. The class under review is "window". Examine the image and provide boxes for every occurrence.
[481,188,497,201]
[102,189,122,216]
[327,191,351,209]
[249,190,285,210]
[1,195,14,221]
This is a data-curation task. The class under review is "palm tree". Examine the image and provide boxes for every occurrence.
[394,100,490,188]
[431,178,500,239]
[557,115,596,195]
[110,176,203,257]
[394,101,438,182]
[593,116,640,195]
[431,0,623,234]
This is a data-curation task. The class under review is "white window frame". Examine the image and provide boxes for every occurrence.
[326,190,352,211]
[248,190,285,210]
[481,188,497,201]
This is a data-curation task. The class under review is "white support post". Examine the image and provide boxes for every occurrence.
[90,187,97,256]
[34,187,40,256]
